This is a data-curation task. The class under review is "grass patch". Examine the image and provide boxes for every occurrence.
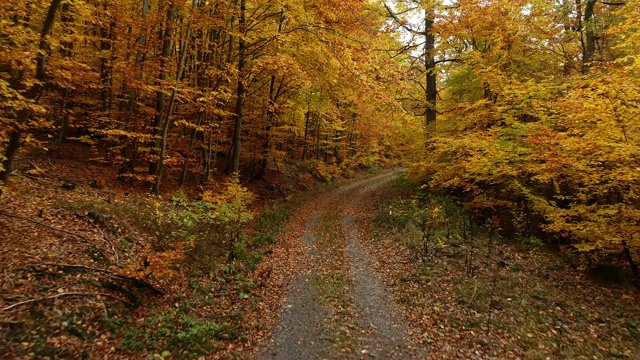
[102,311,237,358]
[233,200,293,271]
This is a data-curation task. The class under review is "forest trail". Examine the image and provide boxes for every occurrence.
[258,172,427,359]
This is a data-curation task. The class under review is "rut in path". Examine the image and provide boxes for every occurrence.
[259,173,427,359]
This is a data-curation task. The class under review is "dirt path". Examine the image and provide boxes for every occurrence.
[258,172,427,359]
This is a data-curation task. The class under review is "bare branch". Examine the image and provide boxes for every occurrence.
[383,3,425,35]
[37,263,165,295]
[2,292,133,311]
[85,216,120,267]
[0,211,91,244]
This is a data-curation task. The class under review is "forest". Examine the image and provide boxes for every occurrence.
[1,0,639,358]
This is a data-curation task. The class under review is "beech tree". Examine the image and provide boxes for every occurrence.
[1,0,63,182]
[0,0,417,189]
[412,0,640,275]
[384,0,438,134]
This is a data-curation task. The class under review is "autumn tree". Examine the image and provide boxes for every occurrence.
[1,0,418,192]
[1,0,63,181]
[384,0,438,135]
[410,0,640,275]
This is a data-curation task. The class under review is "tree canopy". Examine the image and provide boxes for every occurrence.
[1,0,639,271]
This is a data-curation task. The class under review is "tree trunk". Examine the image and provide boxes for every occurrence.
[153,0,197,194]
[1,0,63,183]
[149,3,177,176]
[229,0,247,174]
[315,117,321,160]
[301,110,311,160]
[256,12,284,179]
[99,14,115,112]
[179,112,204,188]
[623,241,639,279]
[200,131,211,184]
[120,0,150,179]
[324,133,329,163]
[424,9,437,134]
[55,2,74,149]
[256,76,276,179]
[581,0,597,73]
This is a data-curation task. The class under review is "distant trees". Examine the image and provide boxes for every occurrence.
[1,0,63,182]
[0,0,419,190]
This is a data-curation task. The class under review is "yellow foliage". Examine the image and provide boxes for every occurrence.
[202,175,254,226]
[415,0,640,262]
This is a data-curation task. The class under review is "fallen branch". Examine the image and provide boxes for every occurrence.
[38,263,164,295]
[40,263,114,276]
[2,292,133,311]
[85,215,120,267]
[26,160,57,181]
[0,211,91,244]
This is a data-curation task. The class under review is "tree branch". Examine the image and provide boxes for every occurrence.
[435,58,462,65]
[2,292,133,311]
[84,215,120,267]
[383,3,425,35]
[37,263,165,295]
[0,211,91,244]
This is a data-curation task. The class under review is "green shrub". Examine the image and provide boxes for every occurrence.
[103,311,236,358]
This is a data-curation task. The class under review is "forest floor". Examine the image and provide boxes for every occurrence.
[256,173,640,360]
[256,171,427,359]
[2,156,640,359]
[0,149,324,359]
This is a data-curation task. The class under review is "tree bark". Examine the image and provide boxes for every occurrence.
[179,112,204,188]
[623,241,639,279]
[315,117,321,160]
[301,110,311,160]
[149,2,177,176]
[424,8,436,133]
[256,75,276,179]
[256,12,285,179]
[229,0,247,174]
[119,0,150,180]
[581,0,597,73]
[153,0,198,194]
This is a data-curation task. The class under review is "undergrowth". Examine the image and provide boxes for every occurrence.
[101,310,236,358]
[54,187,294,358]
[368,174,640,359]
[373,175,496,266]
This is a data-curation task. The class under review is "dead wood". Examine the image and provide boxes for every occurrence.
[0,211,92,244]
[84,215,120,266]
[2,292,133,311]
[38,263,165,295]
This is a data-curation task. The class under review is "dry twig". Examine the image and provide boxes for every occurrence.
[2,292,133,311]
[0,211,92,244]
[38,263,165,295]
[85,215,120,266]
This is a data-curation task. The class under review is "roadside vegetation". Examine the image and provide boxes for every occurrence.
[0,167,294,359]
[367,175,640,359]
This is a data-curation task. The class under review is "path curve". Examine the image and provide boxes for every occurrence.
[258,172,427,359]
